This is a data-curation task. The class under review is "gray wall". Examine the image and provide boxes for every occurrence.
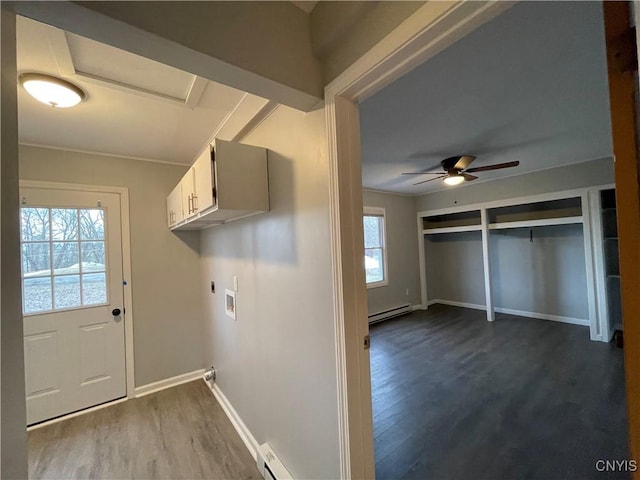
[200,105,340,479]
[1,6,28,478]
[19,146,204,387]
[415,157,614,212]
[490,225,588,318]
[311,1,425,85]
[363,190,421,313]
[425,232,485,305]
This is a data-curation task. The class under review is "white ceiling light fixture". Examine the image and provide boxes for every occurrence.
[19,73,85,108]
[443,173,465,186]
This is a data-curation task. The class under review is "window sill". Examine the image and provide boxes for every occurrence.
[366,280,388,290]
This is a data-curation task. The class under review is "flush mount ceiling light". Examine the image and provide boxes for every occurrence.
[19,73,85,108]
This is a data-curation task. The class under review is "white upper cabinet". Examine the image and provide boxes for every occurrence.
[180,168,196,220]
[193,146,215,214]
[167,183,183,227]
[167,139,269,230]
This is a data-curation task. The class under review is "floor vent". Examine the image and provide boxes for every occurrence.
[257,442,292,480]
[368,304,412,324]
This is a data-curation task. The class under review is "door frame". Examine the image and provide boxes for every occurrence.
[19,180,136,401]
[324,2,515,476]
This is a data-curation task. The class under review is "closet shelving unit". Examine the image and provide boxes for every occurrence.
[599,189,622,332]
[417,186,616,342]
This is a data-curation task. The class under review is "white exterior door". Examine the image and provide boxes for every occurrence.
[20,186,126,425]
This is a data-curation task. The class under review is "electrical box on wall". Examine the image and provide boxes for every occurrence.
[225,289,236,320]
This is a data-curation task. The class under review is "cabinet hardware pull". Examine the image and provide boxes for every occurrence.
[193,195,198,212]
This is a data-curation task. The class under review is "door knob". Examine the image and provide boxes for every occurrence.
[112,308,121,316]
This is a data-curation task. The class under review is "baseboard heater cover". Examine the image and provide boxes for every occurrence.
[257,443,292,480]
[368,304,412,324]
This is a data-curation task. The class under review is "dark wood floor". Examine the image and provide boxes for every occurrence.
[370,304,628,480]
[28,380,261,479]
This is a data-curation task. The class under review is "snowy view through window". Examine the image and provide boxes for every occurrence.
[21,207,107,314]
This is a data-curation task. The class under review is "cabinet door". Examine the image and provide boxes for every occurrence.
[181,168,195,219]
[193,147,214,213]
[167,183,183,227]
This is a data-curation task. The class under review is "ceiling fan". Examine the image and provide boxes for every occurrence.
[403,155,520,186]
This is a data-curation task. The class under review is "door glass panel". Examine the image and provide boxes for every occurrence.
[22,243,50,277]
[20,206,110,314]
[21,208,50,242]
[51,208,78,241]
[79,209,105,240]
[83,273,107,305]
[23,277,52,313]
[54,275,81,309]
[81,241,105,272]
[52,242,80,274]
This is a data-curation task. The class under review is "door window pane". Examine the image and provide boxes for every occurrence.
[24,277,52,313]
[20,206,110,314]
[54,275,81,309]
[81,241,105,272]
[80,209,105,240]
[21,208,50,242]
[22,243,50,277]
[52,242,80,274]
[51,208,78,240]
[83,273,107,305]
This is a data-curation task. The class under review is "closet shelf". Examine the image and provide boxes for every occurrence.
[423,225,483,235]
[488,216,583,230]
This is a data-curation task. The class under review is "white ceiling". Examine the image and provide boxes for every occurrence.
[17,16,262,165]
[360,1,613,195]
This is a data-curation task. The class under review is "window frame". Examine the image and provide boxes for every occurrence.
[363,206,389,289]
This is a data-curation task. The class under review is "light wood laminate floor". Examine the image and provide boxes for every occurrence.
[371,304,628,480]
[29,380,261,480]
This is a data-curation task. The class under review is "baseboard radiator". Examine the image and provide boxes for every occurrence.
[257,443,293,480]
[368,304,412,324]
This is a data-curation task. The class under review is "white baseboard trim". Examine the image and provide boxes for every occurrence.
[135,369,205,398]
[204,379,260,462]
[411,304,425,311]
[428,299,589,327]
[27,397,128,431]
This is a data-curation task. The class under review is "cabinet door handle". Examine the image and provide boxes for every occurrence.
[193,195,198,212]
[188,195,193,214]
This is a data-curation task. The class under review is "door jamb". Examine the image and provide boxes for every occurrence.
[19,180,136,399]
[324,1,515,477]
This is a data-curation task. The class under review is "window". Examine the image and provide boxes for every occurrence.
[363,207,388,288]
[20,207,108,315]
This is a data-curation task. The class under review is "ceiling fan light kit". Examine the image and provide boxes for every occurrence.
[443,174,465,186]
[19,73,85,108]
[403,155,520,187]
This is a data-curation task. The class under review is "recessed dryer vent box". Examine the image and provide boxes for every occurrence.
[225,289,236,320]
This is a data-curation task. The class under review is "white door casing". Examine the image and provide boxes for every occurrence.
[20,185,128,425]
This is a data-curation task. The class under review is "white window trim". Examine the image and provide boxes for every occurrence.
[363,206,389,289]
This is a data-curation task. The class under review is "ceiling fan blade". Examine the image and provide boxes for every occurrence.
[453,155,476,171]
[462,173,478,181]
[414,175,447,185]
[465,161,520,173]
[401,172,446,175]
